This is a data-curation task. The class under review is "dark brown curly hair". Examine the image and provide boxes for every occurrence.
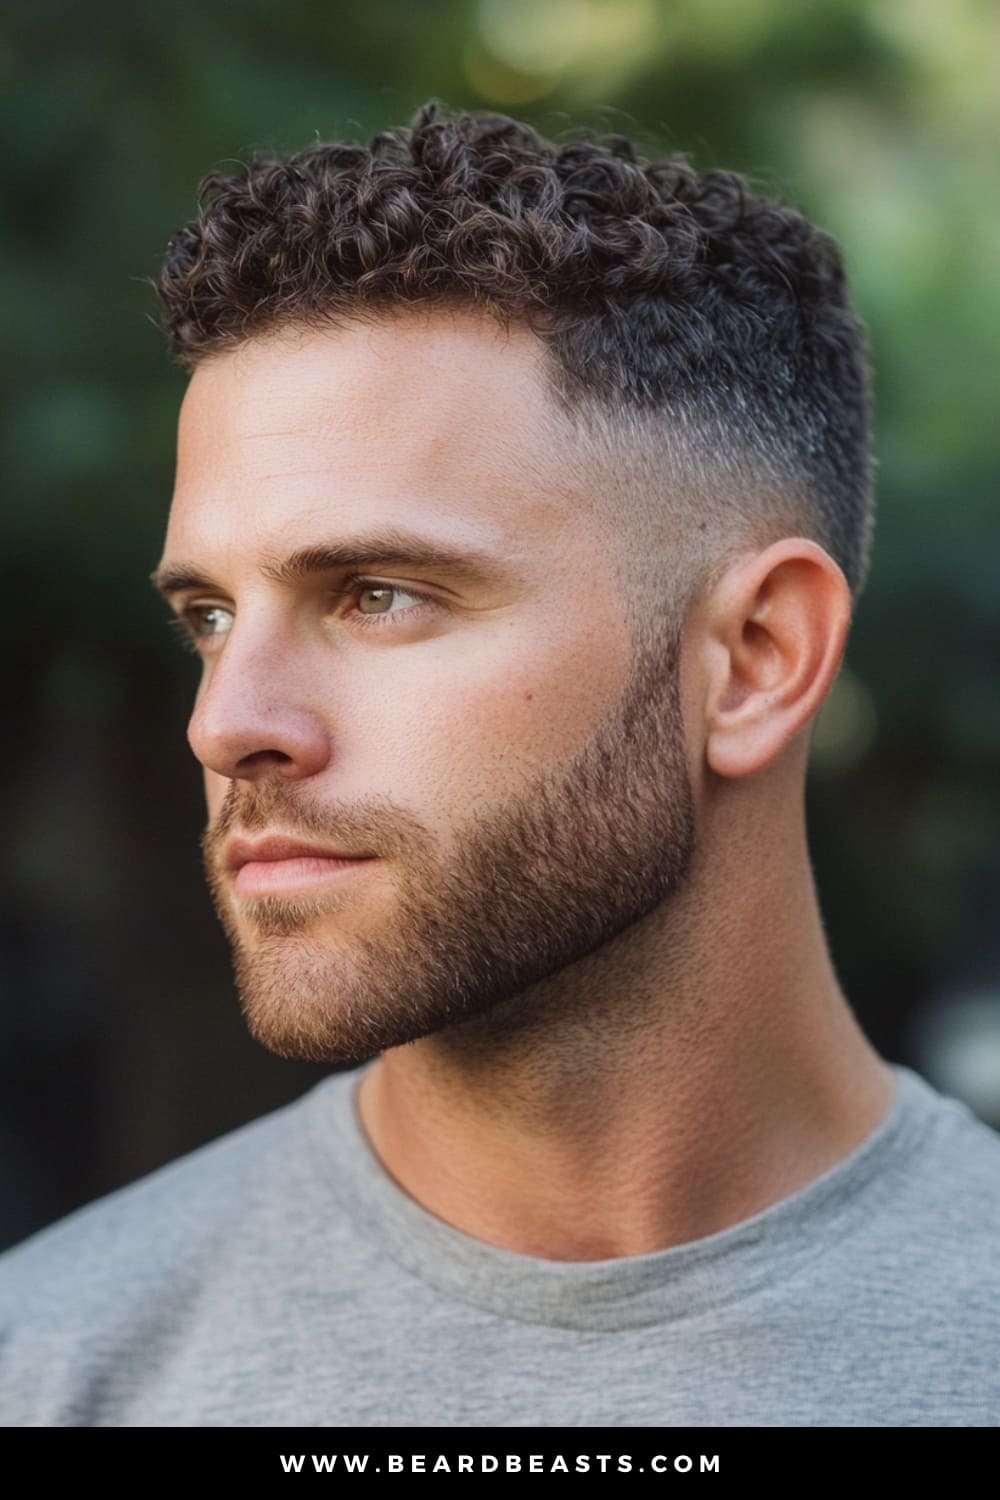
[157,100,875,610]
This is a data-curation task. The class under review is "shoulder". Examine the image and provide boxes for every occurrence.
[869,1068,1000,1286]
[0,1071,352,1424]
[3,1083,311,1293]
[783,1066,1000,1371]
[789,1071,1000,1424]
[875,1066,1000,1224]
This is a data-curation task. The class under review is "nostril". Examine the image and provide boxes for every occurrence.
[235,749,296,773]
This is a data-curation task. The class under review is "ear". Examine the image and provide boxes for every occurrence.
[700,539,852,780]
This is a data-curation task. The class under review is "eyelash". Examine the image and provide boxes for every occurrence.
[168,575,435,653]
[336,574,435,632]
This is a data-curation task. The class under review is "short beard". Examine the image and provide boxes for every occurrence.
[201,614,697,1064]
[226,894,329,939]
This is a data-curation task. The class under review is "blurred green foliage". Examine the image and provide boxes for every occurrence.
[2,0,998,1242]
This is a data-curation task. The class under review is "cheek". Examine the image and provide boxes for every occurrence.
[344,613,630,815]
[203,768,230,824]
[471,604,634,769]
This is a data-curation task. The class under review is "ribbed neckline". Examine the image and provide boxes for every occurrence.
[303,1063,938,1331]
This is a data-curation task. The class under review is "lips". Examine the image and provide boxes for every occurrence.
[225,835,377,899]
[226,835,371,872]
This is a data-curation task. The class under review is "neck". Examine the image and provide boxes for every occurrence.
[355,777,894,1261]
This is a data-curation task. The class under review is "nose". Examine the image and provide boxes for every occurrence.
[186,627,332,782]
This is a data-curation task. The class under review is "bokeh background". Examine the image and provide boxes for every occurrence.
[2,0,998,1252]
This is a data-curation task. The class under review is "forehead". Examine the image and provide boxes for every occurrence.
[167,308,587,562]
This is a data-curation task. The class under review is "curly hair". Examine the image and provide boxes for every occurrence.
[157,99,875,607]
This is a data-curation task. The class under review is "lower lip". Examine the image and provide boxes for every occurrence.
[233,856,377,897]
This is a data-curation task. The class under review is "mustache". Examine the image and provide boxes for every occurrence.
[201,780,429,863]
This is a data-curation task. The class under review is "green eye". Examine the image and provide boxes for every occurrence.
[357,585,397,615]
[190,605,234,637]
[341,577,434,631]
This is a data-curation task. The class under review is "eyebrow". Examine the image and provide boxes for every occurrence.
[150,528,509,599]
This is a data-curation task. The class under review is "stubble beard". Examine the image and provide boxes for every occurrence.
[201,618,697,1065]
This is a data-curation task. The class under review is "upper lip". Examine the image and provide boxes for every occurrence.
[226,836,373,871]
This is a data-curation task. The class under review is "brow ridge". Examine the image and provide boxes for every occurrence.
[150,527,506,599]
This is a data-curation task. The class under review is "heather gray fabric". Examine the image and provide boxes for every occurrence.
[2,1062,999,1427]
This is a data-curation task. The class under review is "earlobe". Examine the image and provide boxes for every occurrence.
[703,540,851,781]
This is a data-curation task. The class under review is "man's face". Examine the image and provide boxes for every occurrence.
[158,309,698,1062]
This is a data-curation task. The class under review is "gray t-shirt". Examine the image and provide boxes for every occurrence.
[2,1062,999,1427]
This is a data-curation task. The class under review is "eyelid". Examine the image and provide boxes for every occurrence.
[334,575,436,629]
[182,599,234,623]
[166,574,440,656]
[335,573,422,596]
[169,599,235,651]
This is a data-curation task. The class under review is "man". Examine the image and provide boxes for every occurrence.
[2,100,998,1428]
